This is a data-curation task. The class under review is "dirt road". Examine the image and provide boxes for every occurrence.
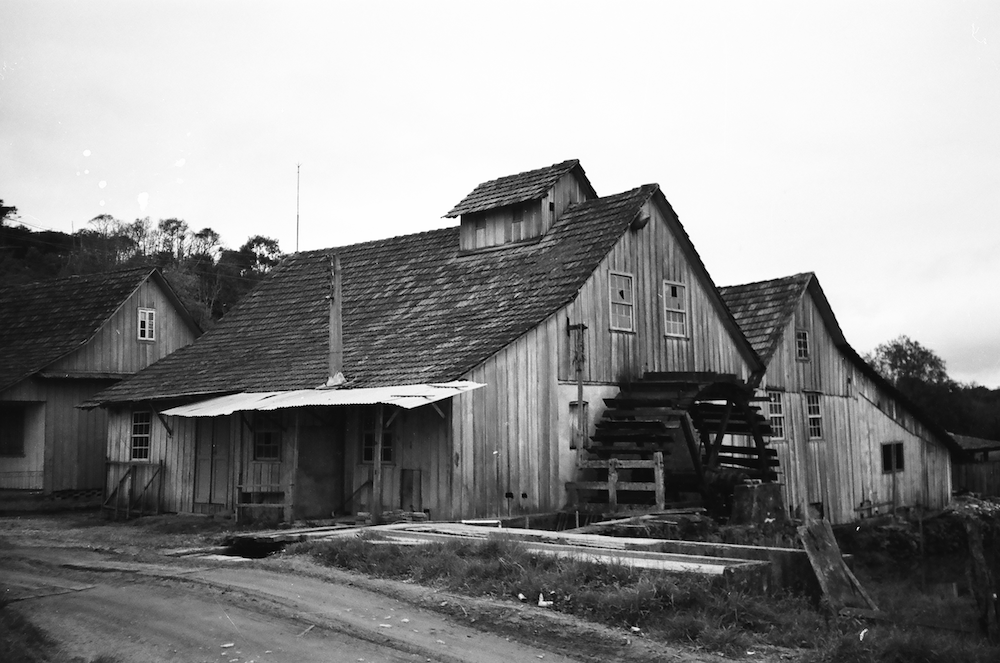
[2,547,587,662]
[0,516,701,663]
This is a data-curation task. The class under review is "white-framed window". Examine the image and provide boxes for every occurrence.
[138,308,156,341]
[662,280,688,338]
[795,329,810,361]
[766,390,785,439]
[609,271,634,332]
[131,411,152,460]
[362,408,395,464]
[882,442,904,473]
[806,392,823,439]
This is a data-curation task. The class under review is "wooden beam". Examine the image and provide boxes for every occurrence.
[705,401,733,467]
[371,404,384,525]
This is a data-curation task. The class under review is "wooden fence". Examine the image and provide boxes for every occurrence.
[953,462,1000,497]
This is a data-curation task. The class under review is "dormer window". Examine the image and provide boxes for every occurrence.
[138,308,156,341]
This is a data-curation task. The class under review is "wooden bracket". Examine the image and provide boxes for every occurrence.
[384,407,400,430]
[430,402,446,419]
[151,405,173,438]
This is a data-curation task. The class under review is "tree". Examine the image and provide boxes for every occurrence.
[1,199,17,225]
[238,235,283,276]
[864,335,951,386]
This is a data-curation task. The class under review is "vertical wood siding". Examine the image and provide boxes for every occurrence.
[46,279,198,375]
[451,315,561,518]
[107,408,200,514]
[345,403,451,519]
[758,292,952,524]
[558,199,754,384]
[1,377,114,491]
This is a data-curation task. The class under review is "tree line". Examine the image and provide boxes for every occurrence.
[865,335,1000,442]
[0,199,282,329]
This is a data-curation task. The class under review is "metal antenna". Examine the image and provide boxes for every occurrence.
[296,163,301,252]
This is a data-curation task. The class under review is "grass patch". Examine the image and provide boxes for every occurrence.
[287,533,1000,660]
[288,534,823,657]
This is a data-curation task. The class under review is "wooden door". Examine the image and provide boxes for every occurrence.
[195,418,231,506]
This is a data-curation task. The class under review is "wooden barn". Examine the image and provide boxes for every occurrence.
[719,273,959,524]
[0,268,200,495]
[88,159,774,522]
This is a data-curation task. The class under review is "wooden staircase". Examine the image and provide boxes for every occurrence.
[568,372,779,511]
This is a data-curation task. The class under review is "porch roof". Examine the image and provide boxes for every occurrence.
[160,381,485,417]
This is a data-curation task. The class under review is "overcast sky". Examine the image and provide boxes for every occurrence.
[2,1,998,387]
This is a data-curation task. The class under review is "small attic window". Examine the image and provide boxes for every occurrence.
[795,329,810,361]
[138,308,156,341]
[663,280,688,338]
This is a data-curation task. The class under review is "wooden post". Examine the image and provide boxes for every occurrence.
[371,404,384,525]
[654,451,665,510]
[608,458,619,511]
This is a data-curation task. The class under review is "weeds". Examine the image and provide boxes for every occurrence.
[288,534,823,655]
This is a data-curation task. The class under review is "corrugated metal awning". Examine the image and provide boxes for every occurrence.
[160,381,485,418]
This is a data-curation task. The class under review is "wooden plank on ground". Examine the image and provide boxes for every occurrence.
[798,519,877,612]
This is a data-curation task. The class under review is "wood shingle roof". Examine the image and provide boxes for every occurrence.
[718,273,813,364]
[444,159,596,217]
[0,267,157,392]
[93,185,660,404]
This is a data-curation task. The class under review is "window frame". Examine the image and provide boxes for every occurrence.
[662,279,688,338]
[130,410,152,460]
[766,390,785,440]
[138,307,156,341]
[252,426,282,462]
[608,271,635,332]
[795,329,810,361]
[806,392,823,439]
[361,408,395,464]
[882,442,905,474]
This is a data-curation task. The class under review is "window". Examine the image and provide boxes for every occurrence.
[138,308,156,341]
[795,329,810,361]
[253,428,281,461]
[511,207,525,242]
[609,272,634,331]
[882,442,904,473]
[0,404,26,457]
[362,408,395,463]
[131,411,152,460]
[663,280,688,338]
[806,393,823,439]
[766,391,785,439]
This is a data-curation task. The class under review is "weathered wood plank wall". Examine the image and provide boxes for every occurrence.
[47,279,197,375]
[558,199,754,384]
[759,294,951,524]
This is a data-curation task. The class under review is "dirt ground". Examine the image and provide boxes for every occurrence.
[0,512,730,663]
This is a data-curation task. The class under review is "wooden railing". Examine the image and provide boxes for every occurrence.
[566,452,665,510]
[103,460,163,520]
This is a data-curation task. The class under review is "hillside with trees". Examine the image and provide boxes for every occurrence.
[0,201,283,330]
[865,335,1000,441]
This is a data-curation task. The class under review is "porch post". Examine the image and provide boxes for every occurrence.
[372,403,384,525]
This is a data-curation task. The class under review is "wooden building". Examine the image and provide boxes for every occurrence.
[0,268,200,494]
[88,160,768,521]
[719,273,959,524]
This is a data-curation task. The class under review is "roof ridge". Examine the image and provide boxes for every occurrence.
[719,272,814,291]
